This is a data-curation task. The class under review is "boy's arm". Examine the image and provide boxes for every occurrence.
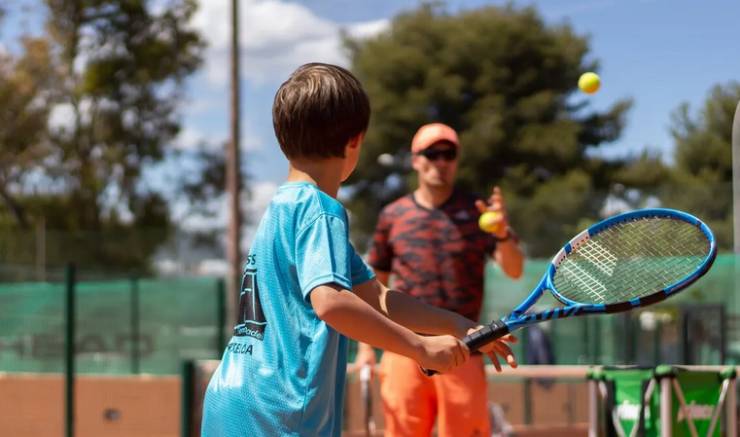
[354,277,475,338]
[353,277,518,372]
[355,270,472,367]
[310,283,468,373]
[354,270,391,367]
[374,270,390,286]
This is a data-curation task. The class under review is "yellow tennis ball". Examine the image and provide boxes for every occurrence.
[479,211,504,234]
[578,72,601,94]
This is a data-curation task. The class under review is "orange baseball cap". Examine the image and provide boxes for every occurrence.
[411,123,459,154]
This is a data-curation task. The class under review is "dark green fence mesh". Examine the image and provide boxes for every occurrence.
[1,255,737,374]
[0,277,223,375]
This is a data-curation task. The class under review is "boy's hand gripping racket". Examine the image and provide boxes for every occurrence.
[424,208,717,376]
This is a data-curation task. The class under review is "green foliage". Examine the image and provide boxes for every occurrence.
[670,83,737,181]
[660,82,740,250]
[0,37,57,229]
[0,1,209,277]
[345,4,638,256]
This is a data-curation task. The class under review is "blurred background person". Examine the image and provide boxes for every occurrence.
[356,123,524,437]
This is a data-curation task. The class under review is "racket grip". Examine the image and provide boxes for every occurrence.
[463,319,509,352]
[421,319,509,377]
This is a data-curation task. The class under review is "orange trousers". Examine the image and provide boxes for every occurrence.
[378,352,490,437]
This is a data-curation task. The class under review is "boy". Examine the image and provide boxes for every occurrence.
[201,63,516,437]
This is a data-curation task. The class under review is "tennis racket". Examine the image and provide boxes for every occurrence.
[424,208,716,376]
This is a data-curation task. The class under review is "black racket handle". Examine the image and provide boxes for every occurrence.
[464,319,510,351]
[421,319,510,376]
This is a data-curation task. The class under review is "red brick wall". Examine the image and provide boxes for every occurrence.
[0,374,180,437]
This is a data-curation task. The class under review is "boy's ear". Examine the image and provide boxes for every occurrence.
[346,132,365,149]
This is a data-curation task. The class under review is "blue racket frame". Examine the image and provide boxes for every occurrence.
[464,208,717,352]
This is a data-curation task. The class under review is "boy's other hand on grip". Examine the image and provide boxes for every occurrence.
[469,326,518,372]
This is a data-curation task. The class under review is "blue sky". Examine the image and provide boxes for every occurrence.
[180,0,739,189]
[2,0,738,237]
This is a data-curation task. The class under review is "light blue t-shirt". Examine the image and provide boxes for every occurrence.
[202,182,375,437]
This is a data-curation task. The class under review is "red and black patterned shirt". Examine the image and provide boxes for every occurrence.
[367,189,497,322]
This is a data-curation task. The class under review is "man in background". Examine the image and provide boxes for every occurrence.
[356,123,524,436]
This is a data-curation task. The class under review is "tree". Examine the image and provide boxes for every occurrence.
[344,4,639,256]
[659,82,740,250]
[0,37,57,230]
[0,1,209,277]
[44,0,203,227]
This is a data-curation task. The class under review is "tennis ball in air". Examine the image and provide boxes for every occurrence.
[479,211,505,234]
[578,72,601,94]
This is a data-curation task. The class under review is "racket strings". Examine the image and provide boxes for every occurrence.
[553,217,710,305]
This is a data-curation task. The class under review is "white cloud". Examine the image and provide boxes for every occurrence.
[345,19,390,40]
[48,99,100,133]
[171,179,277,244]
[173,127,205,150]
[193,0,389,86]
[242,180,279,245]
[174,122,264,151]
[182,96,219,115]
[48,103,76,132]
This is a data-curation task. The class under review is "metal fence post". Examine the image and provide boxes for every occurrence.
[726,370,737,437]
[65,263,76,437]
[587,367,603,437]
[217,279,226,353]
[657,366,673,437]
[131,276,140,374]
[731,100,740,254]
[181,360,195,437]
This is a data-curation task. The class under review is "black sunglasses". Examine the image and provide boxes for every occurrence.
[417,148,457,161]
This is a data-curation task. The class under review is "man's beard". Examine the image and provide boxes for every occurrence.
[426,175,453,189]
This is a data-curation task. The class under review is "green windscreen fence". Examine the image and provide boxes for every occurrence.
[1,254,738,375]
[0,277,224,375]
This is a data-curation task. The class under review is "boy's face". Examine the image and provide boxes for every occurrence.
[412,142,459,189]
[340,133,364,182]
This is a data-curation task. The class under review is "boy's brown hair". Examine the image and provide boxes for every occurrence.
[273,63,370,159]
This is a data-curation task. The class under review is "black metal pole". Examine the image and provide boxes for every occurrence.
[65,263,76,437]
[719,304,727,364]
[217,279,226,353]
[181,360,194,437]
[593,318,602,362]
[131,276,140,374]
[226,0,243,327]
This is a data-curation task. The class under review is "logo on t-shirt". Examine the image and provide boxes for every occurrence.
[234,265,267,340]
